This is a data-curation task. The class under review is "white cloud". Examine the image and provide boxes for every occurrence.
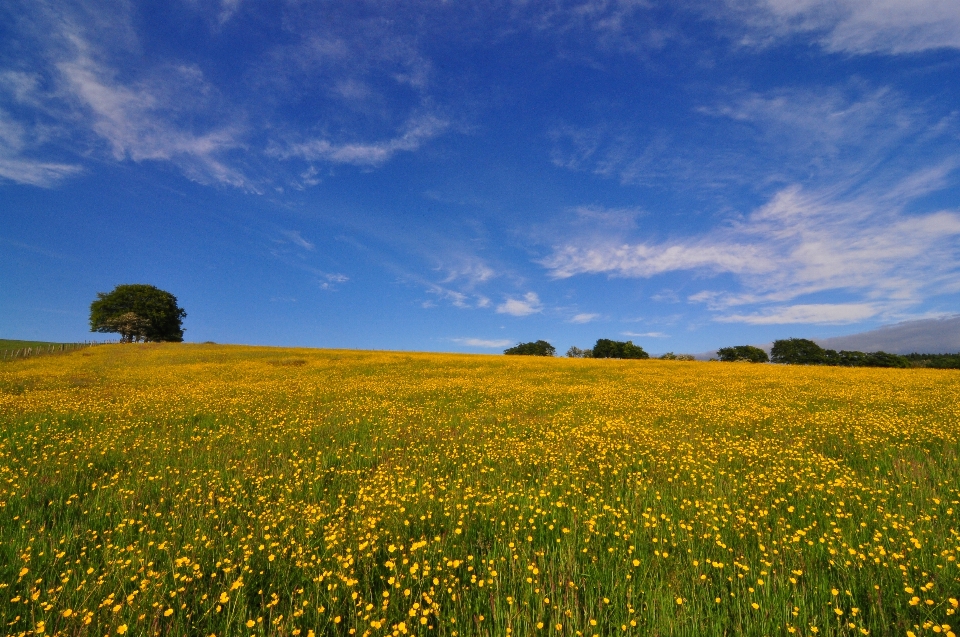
[441,259,496,287]
[0,154,82,187]
[317,272,349,290]
[544,241,772,279]
[0,102,81,187]
[726,0,960,54]
[450,337,513,348]
[542,177,960,323]
[496,292,543,317]
[554,84,934,191]
[428,285,470,308]
[56,48,249,188]
[0,3,253,190]
[623,331,669,337]
[716,303,879,325]
[570,312,600,323]
[541,81,960,325]
[278,115,448,166]
[281,230,314,250]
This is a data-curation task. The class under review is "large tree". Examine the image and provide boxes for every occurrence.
[90,284,186,342]
[717,345,769,363]
[592,339,649,359]
[504,340,556,356]
[770,338,825,364]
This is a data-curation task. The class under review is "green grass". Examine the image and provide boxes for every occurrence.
[0,339,62,350]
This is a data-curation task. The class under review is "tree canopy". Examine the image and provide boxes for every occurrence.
[770,338,826,365]
[717,345,769,363]
[90,284,186,343]
[591,339,649,359]
[504,340,556,356]
[770,338,909,368]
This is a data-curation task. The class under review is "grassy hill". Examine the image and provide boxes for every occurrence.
[0,338,62,349]
[0,343,958,636]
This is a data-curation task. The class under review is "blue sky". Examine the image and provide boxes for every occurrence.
[2,0,960,354]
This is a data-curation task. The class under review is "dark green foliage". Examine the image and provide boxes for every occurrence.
[716,345,769,363]
[903,353,960,369]
[591,339,649,359]
[770,338,826,365]
[566,346,592,358]
[771,338,910,368]
[90,284,186,342]
[504,340,556,356]
[858,351,909,368]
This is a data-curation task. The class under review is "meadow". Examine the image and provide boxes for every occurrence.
[1,344,958,637]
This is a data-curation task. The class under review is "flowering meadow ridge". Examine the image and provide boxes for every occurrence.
[1,344,959,637]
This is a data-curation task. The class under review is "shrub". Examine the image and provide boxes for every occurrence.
[566,346,592,358]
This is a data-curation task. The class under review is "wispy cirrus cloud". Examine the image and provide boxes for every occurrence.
[280,230,314,250]
[0,0,253,189]
[716,303,879,325]
[551,83,941,192]
[570,312,599,323]
[542,80,960,325]
[0,0,456,189]
[542,177,960,323]
[496,292,543,317]
[275,115,449,166]
[623,330,668,337]
[449,337,512,348]
[720,0,960,54]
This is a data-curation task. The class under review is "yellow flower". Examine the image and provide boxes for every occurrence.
[117,625,128,634]
[164,609,174,617]
[246,620,255,628]
[62,609,73,617]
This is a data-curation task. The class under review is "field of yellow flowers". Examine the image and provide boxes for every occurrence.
[1,344,959,637]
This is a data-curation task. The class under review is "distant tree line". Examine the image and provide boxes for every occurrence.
[506,338,657,359]
[504,340,556,356]
[563,339,648,359]
[901,352,960,369]
[718,337,960,369]
[770,338,910,367]
[506,335,960,368]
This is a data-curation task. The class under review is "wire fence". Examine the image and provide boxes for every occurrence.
[0,341,116,361]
